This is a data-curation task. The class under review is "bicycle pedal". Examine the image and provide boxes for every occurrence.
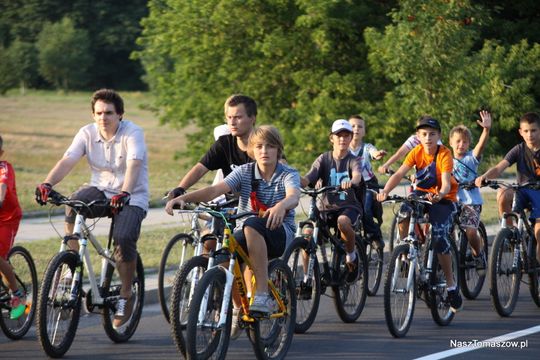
[249,310,269,320]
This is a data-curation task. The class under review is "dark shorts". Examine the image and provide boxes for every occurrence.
[65,186,146,262]
[323,206,362,229]
[233,216,286,259]
[514,188,540,220]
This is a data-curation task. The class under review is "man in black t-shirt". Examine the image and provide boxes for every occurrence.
[169,94,256,198]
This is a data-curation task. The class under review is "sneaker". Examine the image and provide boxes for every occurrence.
[9,295,26,320]
[230,308,242,340]
[297,281,313,300]
[447,289,463,313]
[474,252,487,276]
[345,255,359,283]
[113,296,134,329]
[250,294,273,316]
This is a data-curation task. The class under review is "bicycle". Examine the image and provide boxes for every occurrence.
[453,182,488,300]
[363,187,385,296]
[0,245,38,340]
[168,202,237,357]
[480,180,540,316]
[382,193,459,338]
[385,170,415,253]
[158,197,236,323]
[36,190,145,358]
[282,186,368,334]
[183,205,296,360]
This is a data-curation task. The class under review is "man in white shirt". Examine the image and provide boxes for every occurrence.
[35,89,148,329]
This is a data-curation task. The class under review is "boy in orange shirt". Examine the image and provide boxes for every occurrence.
[0,135,26,319]
[377,116,462,312]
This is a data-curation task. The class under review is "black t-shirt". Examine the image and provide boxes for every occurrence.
[504,143,540,184]
[199,134,252,177]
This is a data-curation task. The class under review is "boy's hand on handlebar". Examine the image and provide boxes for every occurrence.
[426,192,441,203]
[474,176,486,188]
[340,180,352,190]
[377,191,388,202]
[165,198,186,215]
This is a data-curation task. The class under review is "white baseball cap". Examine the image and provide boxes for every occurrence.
[331,119,353,134]
[213,124,231,141]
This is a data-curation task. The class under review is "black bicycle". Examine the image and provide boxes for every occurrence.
[0,245,38,340]
[481,180,540,316]
[282,186,368,334]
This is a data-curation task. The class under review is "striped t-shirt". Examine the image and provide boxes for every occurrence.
[224,162,300,245]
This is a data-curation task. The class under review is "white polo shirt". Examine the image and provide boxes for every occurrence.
[64,120,149,211]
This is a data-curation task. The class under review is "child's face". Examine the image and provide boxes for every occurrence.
[449,132,470,157]
[330,131,353,151]
[416,127,440,152]
[252,140,279,167]
[349,118,365,141]
[519,121,540,148]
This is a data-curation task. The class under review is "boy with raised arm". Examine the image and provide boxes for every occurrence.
[377,116,463,312]
[475,112,540,265]
[348,115,386,249]
[0,135,26,319]
[449,111,492,274]
[301,119,364,272]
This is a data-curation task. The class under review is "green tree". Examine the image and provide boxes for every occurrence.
[0,45,17,94]
[7,39,39,94]
[36,17,92,90]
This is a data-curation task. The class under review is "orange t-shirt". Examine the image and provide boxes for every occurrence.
[404,144,458,202]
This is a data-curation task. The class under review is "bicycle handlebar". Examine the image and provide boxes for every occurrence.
[47,189,111,209]
[480,179,540,191]
[381,193,432,205]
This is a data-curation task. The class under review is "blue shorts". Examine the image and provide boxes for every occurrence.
[513,188,540,220]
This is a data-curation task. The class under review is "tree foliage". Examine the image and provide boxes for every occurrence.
[36,17,92,90]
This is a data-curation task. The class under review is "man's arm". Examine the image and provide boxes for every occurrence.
[121,159,143,193]
[177,162,210,190]
[43,156,79,186]
[378,144,410,174]
[165,181,231,214]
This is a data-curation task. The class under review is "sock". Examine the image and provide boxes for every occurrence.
[346,251,356,263]
[447,286,457,292]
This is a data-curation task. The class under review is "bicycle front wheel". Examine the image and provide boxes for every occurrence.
[458,223,488,300]
[158,233,195,323]
[389,215,401,253]
[170,255,209,357]
[36,251,82,358]
[332,239,368,323]
[489,228,521,317]
[249,258,296,360]
[102,253,145,342]
[529,235,540,307]
[429,240,458,326]
[185,267,231,360]
[0,246,38,340]
[383,244,415,338]
[366,240,384,296]
[282,236,321,334]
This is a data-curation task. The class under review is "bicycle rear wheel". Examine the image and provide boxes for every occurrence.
[332,239,368,323]
[365,240,383,296]
[158,233,195,323]
[185,266,231,360]
[249,258,296,360]
[489,228,521,317]
[428,240,458,326]
[36,251,82,358]
[282,236,320,334]
[102,253,145,342]
[527,235,540,307]
[458,223,488,300]
[383,244,415,338]
[0,246,38,340]
[170,255,209,357]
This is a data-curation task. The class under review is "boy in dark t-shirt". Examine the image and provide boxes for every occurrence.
[301,119,364,272]
[476,112,540,264]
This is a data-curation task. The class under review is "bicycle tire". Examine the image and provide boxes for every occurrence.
[36,251,82,358]
[429,239,458,326]
[389,215,401,253]
[249,258,296,360]
[102,253,145,342]
[366,241,384,296]
[458,222,488,300]
[281,236,321,334]
[527,235,540,307]
[383,244,416,338]
[489,228,521,317]
[158,233,194,323]
[185,266,231,360]
[332,238,368,323]
[0,246,38,340]
[170,255,209,357]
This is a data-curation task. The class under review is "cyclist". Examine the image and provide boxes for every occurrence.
[448,110,492,274]
[348,114,386,249]
[0,135,25,319]
[165,125,300,315]
[301,119,364,273]
[377,116,463,312]
[35,89,149,329]
[475,112,540,267]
